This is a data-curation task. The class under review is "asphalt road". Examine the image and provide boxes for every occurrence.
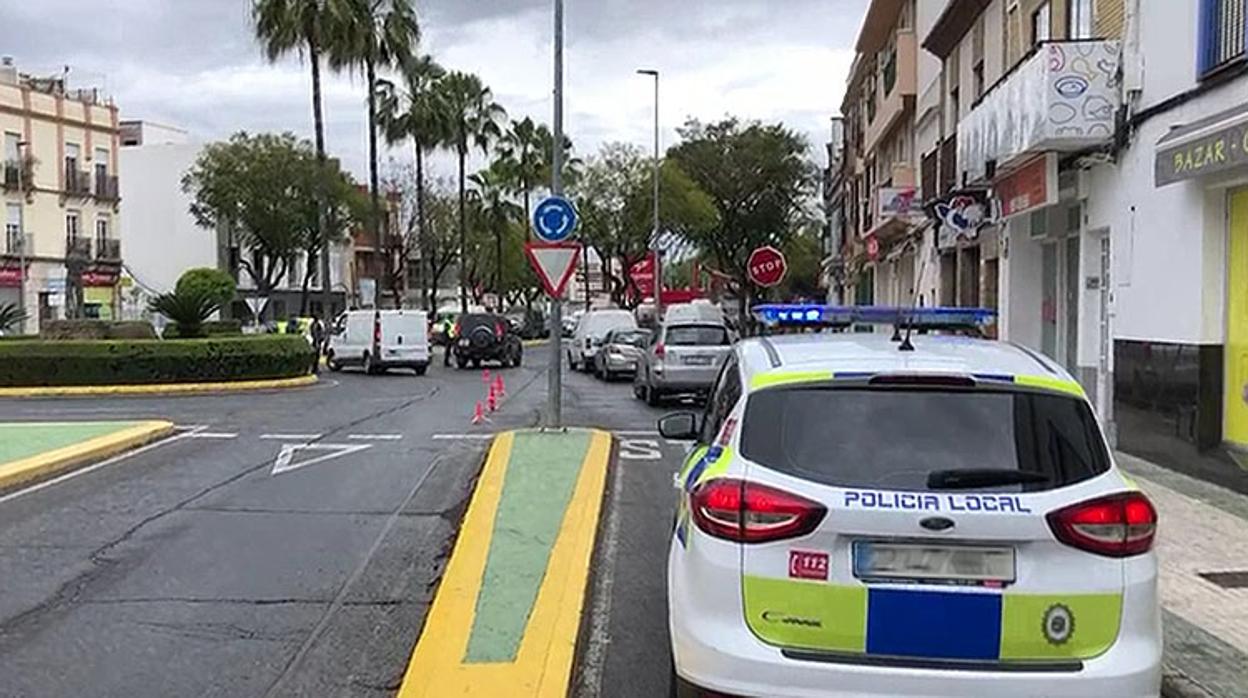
[0,345,689,698]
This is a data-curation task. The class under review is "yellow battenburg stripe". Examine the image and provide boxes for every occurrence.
[750,370,835,390]
[999,593,1122,660]
[1015,374,1087,398]
[742,576,867,652]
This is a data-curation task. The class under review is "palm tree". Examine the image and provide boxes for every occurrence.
[376,54,452,310]
[468,167,522,297]
[252,0,339,321]
[495,117,548,237]
[438,71,507,311]
[327,0,420,308]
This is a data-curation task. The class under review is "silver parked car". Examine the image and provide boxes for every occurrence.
[633,322,733,406]
[593,328,650,380]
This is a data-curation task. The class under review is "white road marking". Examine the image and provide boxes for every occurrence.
[270,443,372,476]
[0,427,204,504]
[575,429,626,697]
[347,434,403,441]
[190,432,239,439]
[259,433,322,441]
[431,433,495,441]
[613,429,661,436]
[619,438,663,460]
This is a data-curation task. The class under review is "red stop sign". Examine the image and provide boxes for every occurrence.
[747,246,787,288]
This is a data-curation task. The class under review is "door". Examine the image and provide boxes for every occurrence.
[1224,189,1248,446]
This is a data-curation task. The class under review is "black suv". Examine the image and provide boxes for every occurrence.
[451,313,523,369]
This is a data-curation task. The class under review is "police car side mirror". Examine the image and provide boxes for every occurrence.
[659,412,699,441]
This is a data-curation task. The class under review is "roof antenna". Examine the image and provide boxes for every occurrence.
[898,233,932,352]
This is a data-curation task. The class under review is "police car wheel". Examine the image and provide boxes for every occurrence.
[326,352,342,372]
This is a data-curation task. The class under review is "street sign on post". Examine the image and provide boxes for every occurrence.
[532,195,578,242]
[747,246,787,288]
[525,242,582,298]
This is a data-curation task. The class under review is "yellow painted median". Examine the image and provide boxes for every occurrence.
[0,374,317,399]
[0,420,175,490]
[399,428,612,698]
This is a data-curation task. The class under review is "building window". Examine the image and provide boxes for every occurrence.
[96,214,109,242]
[1199,0,1247,77]
[1033,1,1052,45]
[973,61,985,100]
[66,210,81,240]
[65,142,80,174]
[5,203,21,254]
[4,133,19,163]
[1068,0,1094,39]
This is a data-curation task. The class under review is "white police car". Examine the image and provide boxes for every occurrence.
[658,306,1161,698]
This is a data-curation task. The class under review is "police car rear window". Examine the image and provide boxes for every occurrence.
[740,388,1110,492]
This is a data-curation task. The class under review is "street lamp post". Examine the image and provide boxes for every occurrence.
[636,69,661,322]
[15,140,28,334]
[547,0,566,427]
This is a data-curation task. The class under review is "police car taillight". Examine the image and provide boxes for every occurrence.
[1046,492,1157,557]
[691,479,826,543]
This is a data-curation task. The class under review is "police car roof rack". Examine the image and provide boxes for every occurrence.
[752,305,997,339]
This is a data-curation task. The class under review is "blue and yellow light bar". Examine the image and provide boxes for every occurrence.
[752,304,997,329]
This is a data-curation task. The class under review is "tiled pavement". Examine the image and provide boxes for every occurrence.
[1118,452,1248,698]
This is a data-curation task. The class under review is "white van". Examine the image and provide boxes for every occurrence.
[663,300,724,325]
[327,309,429,375]
[567,308,638,372]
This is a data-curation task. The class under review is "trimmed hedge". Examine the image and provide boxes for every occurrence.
[163,320,244,338]
[41,320,158,340]
[0,335,314,387]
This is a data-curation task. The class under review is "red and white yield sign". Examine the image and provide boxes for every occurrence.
[525,241,582,298]
[747,245,787,288]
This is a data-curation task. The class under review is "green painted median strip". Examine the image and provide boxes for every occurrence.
[464,429,592,663]
[0,422,150,465]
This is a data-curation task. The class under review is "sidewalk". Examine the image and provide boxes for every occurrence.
[1118,452,1248,698]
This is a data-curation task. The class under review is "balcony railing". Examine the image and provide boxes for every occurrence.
[95,237,121,261]
[65,168,92,197]
[863,30,917,155]
[66,236,92,259]
[1199,0,1247,77]
[957,40,1121,184]
[95,173,120,201]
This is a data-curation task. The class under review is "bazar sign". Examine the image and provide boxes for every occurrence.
[1155,118,1248,186]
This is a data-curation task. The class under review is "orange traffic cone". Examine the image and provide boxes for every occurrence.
[472,401,486,425]
[494,374,506,397]
[482,368,491,384]
[487,385,498,413]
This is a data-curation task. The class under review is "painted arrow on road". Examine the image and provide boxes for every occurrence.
[270,443,372,476]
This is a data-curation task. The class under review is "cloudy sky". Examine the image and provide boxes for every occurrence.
[5,0,864,179]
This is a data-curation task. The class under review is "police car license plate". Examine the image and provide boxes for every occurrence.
[852,542,1015,584]
[683,354,713,365]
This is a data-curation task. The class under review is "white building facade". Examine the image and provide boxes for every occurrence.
[120,121,350,322]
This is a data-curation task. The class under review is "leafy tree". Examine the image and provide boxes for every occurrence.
[0,302,27,334]
[418,178,461,310]
[575,143,716,308]
[437,71,506,311]
[776,230,824,300]
[183,132,364,311]
[252,0,341,320]
[494,117,581,233]
[327,0,420,307]
[376,53,453,306]
[667,117,815,318]
[175,268,237,308]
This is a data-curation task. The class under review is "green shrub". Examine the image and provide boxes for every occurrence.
[164,319,243,338]
[0,302,26,333]
[176,268,236,308]
[0,335,314,387]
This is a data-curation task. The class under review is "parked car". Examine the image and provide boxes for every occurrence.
[567,308,638,372]
[663,300,724,325]
[593,328,650,381]
[326,309,429,375]
[507,309,550,340]
[451,312,523,369]
[561,309,585,339]
[634,321,732,405]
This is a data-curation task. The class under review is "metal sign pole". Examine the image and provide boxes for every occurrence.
[547,0,565,428]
